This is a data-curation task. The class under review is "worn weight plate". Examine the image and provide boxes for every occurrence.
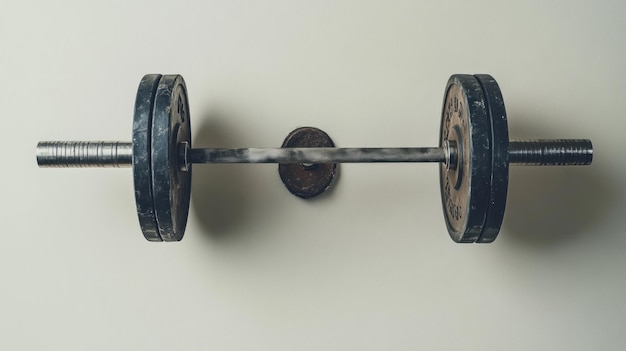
[439,75,492,243]
[279,127,337,199]
[474,74,509,243]
[133,74,162,241]
[151,75,192,241]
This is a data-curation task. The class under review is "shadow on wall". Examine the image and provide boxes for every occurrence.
[502,116,617,249]
[190,112,341,241]
[189,108,616,248]
[190,111,257,241]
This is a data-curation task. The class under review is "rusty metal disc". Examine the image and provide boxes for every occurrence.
[150,75,192,241]
[473,74,509,243]
[133,74,162,241]
[278,127,337,199]
[439,75,492,243]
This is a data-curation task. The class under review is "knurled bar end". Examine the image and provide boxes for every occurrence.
[508,139,593,166]
[36,141,133,168]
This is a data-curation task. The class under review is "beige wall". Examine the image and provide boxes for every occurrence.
[2,1,625,349]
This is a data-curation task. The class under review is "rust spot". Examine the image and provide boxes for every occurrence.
[278,127,337,199]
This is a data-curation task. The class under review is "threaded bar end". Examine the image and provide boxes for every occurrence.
[36,141,133,168]
[509,139,593,166]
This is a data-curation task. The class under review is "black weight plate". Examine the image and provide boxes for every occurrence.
[279,127,337,199]
[151,75,192,241]
[133,74,162,242]
[474,74,509,243]
[439,75,492,243]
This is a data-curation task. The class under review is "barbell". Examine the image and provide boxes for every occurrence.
[36,74,593,243]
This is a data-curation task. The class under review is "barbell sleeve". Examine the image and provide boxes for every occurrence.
[36,141,133,168]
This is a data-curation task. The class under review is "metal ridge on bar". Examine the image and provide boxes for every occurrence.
[36,141,133,168]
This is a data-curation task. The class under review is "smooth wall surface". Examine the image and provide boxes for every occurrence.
[2,1,625,350]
